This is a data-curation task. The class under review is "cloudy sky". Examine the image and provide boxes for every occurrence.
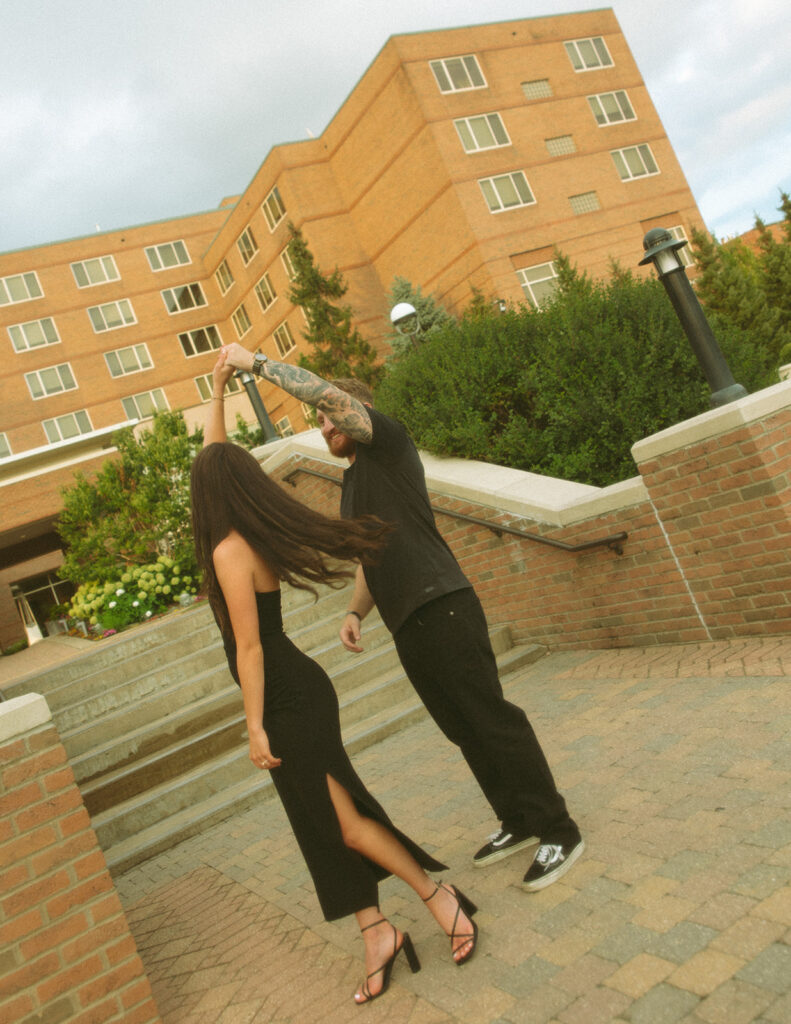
[2,0,789,255]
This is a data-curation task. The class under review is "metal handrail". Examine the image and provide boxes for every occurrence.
[283,465,627,555]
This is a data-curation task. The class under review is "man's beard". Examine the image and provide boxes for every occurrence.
[326,431,356,459]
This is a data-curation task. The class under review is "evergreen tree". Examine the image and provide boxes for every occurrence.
[286,224,383,386]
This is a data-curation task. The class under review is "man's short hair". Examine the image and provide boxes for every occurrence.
[331,378,374,405]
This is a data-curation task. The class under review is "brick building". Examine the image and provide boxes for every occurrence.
[0,8,705,647]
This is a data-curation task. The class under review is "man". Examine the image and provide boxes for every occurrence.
[221,342,583,890]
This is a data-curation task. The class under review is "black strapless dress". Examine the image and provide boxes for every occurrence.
[222,589,447,921]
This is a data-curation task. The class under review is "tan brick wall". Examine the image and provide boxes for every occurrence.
[0,695,162,1024]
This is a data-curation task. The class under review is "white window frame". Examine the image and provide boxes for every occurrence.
[280,247,296,281]
[71,255,120,288]
[8,317,60,353]
[668,226,694,267]
[0,432,11,459]
[161,282,207,314]
[611,144,659,181]
[478,172,535,214]
[232,303,252,339]
[588,91,636,126]
[122,389,169,421]
[516,262,559,309]
[564,37,614,72]
[454,112,510,153]
[254,273,277,312]
[429,54,486,93]
[88,299,136,333]
[215,260,234,295]
[25,363,77,400]
[178,325,223,358]
[274,415,294,438]
[194,373,242,402]
[42,410,93,444]
[237,228,258,266]
[104,343,153,378]
[145,240,190,272]
[262,186,286,231]
[273,321,295,358]
[0,271,43,306]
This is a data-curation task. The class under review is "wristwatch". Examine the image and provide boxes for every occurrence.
[251,352,268,376]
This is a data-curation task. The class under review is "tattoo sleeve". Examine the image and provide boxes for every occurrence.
[259,360,372,442]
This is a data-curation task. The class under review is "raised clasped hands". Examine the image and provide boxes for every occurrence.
[220,342,255,372]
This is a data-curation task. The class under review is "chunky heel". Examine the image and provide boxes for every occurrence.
[422,881,479,966]
[452,886,478,919]
[401,932,421,974]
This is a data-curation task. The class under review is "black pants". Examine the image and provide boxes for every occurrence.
[393,588,580,846]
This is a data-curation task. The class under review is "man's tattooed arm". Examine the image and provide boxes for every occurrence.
[260,360,373,443]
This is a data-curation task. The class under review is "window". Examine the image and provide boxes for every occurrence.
[564,37,613,71]
[454,113,510,153]
[232,303,252,338]
[0,433,10,459]
[194,373,242,402]
[145,241,190,271]
[280,246,296,281]
[274,415,294,438]
[478,172,535,213]
[104,343,153,378]
[178,325,223,358]
[254,273,277,312]
[521,79,553,100]
[122,389,168,420]
[668,225,694,267]
[71,255,120,288]
[611,144,659,181]
[262,186,286,231]
[273,321,295,357]
[237,228,258,265]
[545,135,577,156]
[25,363,77,400]
[430,55,486,93]
[88,299,136,332]
[0,271,43,305]
[300,401,315,426]
[588,90,635,126]
[8,317,60,353]
[569,191,601,214]
[516,262,559,308]
[161,282,207,314]
[215,260,234,295]
[42,410,92,444]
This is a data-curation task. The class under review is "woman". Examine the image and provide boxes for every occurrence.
[190,354,478,1004]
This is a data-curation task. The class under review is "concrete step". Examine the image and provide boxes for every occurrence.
[103,641,545,875]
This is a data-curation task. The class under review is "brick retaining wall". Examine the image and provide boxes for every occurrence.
[0,694,162,1024]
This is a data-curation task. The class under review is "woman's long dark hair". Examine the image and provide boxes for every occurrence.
[190,442,389,638]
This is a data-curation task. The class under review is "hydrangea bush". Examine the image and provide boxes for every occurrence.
[67,556,199,635]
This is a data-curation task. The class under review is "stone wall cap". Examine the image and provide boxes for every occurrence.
[0,692,52,743]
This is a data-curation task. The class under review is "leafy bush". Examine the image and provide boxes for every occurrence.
[68,556,198,634]
[375,260,776,487]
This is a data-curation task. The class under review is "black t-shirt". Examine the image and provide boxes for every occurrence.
[340,408,470,634]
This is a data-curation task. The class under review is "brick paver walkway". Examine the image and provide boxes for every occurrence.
[115,638,791,1024]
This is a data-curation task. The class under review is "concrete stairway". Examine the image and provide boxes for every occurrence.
[6,584,545,874]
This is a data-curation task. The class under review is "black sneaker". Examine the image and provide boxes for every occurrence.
[473,829,539,867]
[522,840,585,891]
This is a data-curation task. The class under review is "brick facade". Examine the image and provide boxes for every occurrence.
[0,694,162,1024]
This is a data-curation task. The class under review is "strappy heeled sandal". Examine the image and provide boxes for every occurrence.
[422,881,479,966]
[354,918,421,1005]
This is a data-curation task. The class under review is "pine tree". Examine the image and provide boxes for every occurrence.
[386,277,454,356]
[286,224,383,387]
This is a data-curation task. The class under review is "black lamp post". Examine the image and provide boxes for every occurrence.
[390,302,421,347]
[233,366,279,443]
[639,228,748,407]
